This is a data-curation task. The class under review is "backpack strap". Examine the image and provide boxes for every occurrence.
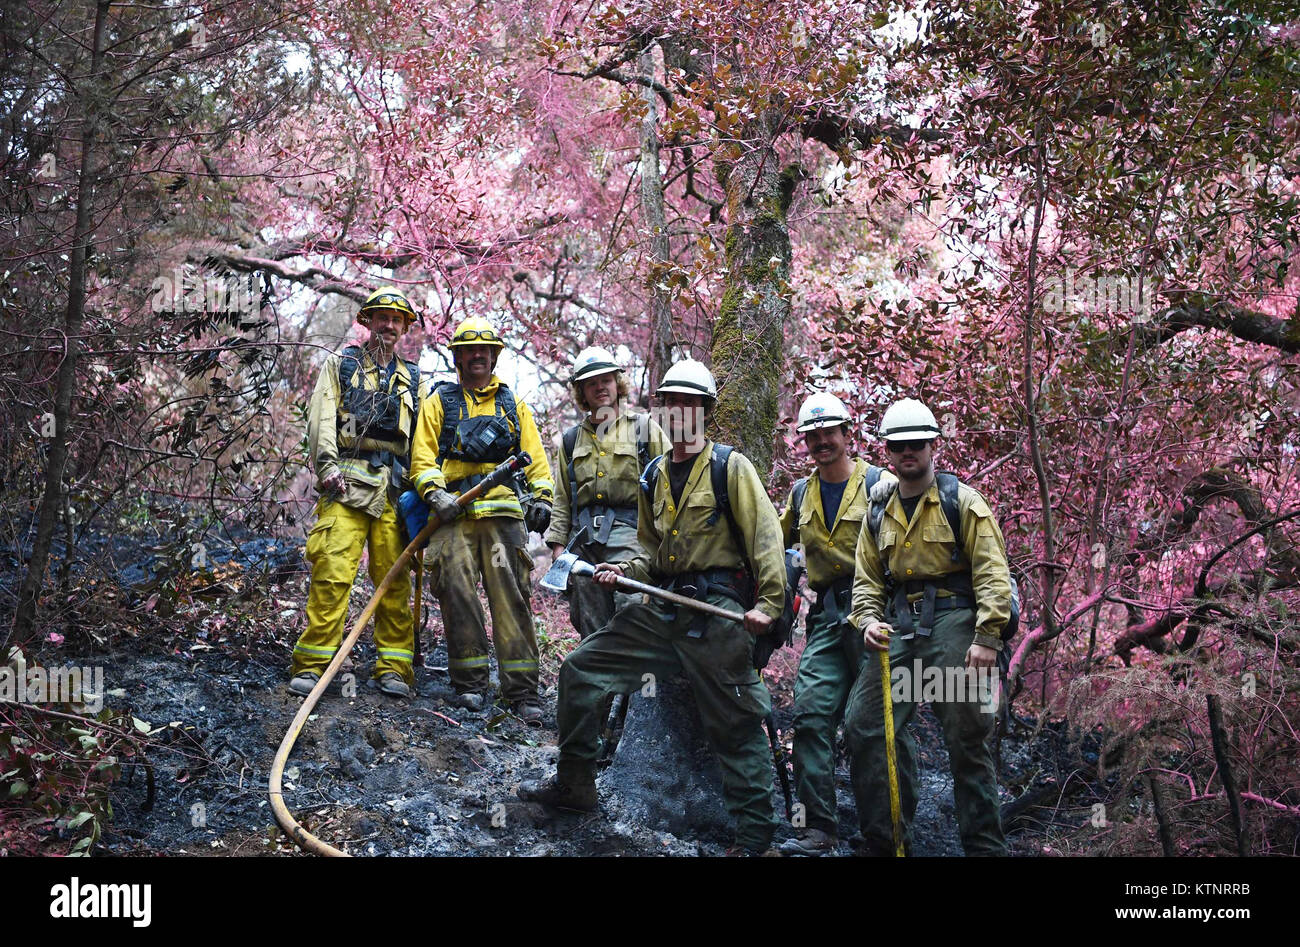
[395,358,421,454]
[494,383,521,439]
[707,445,732,527]
[640,452,666,500]
[789,477,809,543]
[635,413,652,472]
[867,476,895,542]
[935,471,964,564]
[563,423,582,515]
[709,445,752,571]
[433,381,465,464]
[402,358,421,404]
[338,344,366,391]
[863,463,884,496]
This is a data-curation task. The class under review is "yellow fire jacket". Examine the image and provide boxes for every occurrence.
[409,373,554,519]
[307,346,424,519]
[622,441,786,621]
[545,411,671,546]
[849,477,1012,651]
[780,459,895,591]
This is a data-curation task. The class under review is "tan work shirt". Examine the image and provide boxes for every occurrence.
[849,478,1012,651]
[780,459,895,591]
[307,346,424,519]
[623,441,786,621]
[545,411,671,546]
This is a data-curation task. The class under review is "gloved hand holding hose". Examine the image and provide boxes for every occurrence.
[426,488,460,522]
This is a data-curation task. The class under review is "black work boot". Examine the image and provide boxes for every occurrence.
[517,762,597,811]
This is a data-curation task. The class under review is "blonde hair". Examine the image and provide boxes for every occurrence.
[572,371,630,412]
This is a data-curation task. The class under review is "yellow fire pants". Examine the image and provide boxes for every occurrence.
[291,497,415,686]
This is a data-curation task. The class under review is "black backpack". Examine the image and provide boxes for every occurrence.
[866,472,1020,643]
[337,345,421,445]
[432,380,521,466]
[642,444,796,669]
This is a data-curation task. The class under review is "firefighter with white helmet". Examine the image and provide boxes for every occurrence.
[844,396,1013,855]
[778,391,896,855]
[546,347,670,640]
[521,357,786,854]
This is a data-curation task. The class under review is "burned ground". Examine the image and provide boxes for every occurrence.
[6,535,1111,858]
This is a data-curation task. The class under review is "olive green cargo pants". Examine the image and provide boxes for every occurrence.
[556,592,780,850]
[790,606,865,836]
[426,516,538,702]
[843,607,1006,856]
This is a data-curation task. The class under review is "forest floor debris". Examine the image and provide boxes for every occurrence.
[5,546,1108,857]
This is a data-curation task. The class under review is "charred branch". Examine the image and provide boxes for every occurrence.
[1136,296,1300,354]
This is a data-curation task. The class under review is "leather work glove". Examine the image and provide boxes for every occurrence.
[427,489,461,523]
[524,499,552,535]
[869,476,897,504]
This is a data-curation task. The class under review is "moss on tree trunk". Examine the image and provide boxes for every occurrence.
[709,116,798,480]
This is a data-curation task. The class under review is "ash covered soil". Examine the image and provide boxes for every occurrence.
[51,557,1069,858]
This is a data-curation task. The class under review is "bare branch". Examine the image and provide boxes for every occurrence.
[1137,296,1300,354]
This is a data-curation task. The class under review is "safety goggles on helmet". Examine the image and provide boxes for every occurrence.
[451,328,503,345]
[359,291,416,320]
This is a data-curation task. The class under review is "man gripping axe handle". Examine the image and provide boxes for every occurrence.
[542,553,795,815]
[541,554,744,620]
[271,451,531,858]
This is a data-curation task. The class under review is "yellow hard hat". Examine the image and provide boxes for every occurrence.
[448,316,505,349]
[358,287,416,326]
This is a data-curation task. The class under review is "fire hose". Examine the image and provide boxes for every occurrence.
[269,452,531,856]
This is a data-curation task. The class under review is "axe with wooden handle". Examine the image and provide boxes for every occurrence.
[540,553,745,622]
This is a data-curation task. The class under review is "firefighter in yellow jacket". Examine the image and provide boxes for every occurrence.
[519,359,784,853]
[844,398,1012,856]
[290,287,426,699]
[409,317,554,722]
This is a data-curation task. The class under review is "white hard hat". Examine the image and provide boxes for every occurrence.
[572,346,620,383]
[796,392,852,432]
[657,358,717,398]
[878,398,940,442]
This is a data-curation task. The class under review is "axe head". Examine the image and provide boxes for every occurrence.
[540,553,595,593]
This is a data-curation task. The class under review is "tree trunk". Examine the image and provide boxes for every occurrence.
[7,0,110,650]
[709,113,795,478]
[637,44,674,396]
[599,681,735,842]
[601,115,797,843]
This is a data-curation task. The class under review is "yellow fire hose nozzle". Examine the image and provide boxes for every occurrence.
[880,648,905,858]
[269,453,531,857]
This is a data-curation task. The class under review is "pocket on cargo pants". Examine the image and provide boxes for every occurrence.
[304,515,337,565]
